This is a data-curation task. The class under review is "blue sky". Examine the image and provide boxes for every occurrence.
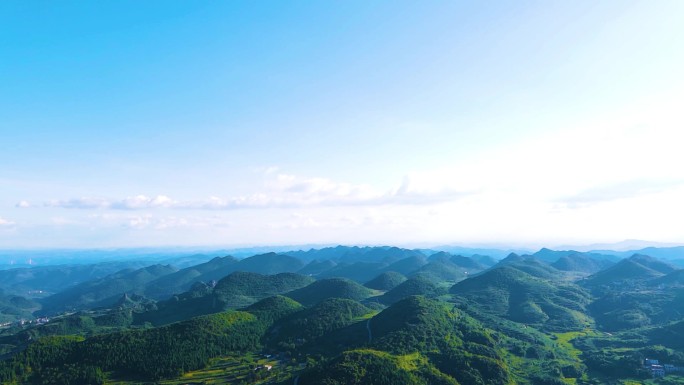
[1,1,684,248]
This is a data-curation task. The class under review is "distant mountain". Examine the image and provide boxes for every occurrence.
[650,269,684,287]
[0,290,40,323]
[493,255,562,280]
[415,258,467,282]
[426,251,487,272]
[40,264,177,313]
[364,271,407,291]
[589,287,684,331]
[551,253,614,274]
[497,253,525,264]
[286,278,374,306]
[284,245,424,264]
[233,252,305,275]
[429,245,530,259]
[297,259,337,276]
[449,255,487,270]
[589,246,684,261]
[628,254,677,274]
[318,261,387,282]
[533,248,617,263]
[213,272,314,308]
[143,256,239,299]
[471,254,499,267]
[143,253,305,300]
[580,254,673,290]
[136,272,314,326]
[670,259,684,268]
[451,267,591,331]
[383,256,427,276]
[569,239,681,252]
[426,251,451,262]
[0,260,154,296]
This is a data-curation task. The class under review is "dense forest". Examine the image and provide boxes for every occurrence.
[1,245,684,385]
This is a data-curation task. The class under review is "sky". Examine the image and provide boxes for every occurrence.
[1,1,684,249]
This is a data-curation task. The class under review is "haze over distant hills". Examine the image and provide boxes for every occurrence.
[3,240,684,270]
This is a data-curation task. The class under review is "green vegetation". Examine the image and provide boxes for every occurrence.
[270,298,373,351]
[286,278,375,306]
[40,264,177,314]
[416,259,468,282]
[1,248,683,385]
[300,349,457,385]
[213,272,315,308]
[0,290,39,323]
[364,271,408,291]
[377,275,446,305]
[450,267,592,332]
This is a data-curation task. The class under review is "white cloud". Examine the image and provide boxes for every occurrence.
[111,195,176,210]
[15,200,31,208]
[36,173,474,211]
[46,195,177,210]
[46,197,110,209]
[554,179,684,208]
[0,217,15,226]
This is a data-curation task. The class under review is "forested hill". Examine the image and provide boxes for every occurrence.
[1,245,684,384]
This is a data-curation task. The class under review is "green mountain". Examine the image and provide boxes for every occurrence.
[494,256,563,280]
[497,253,525,264]
[471,254,499,267]
[6,244,684,385]
[648,320,684,349]
[141,253,304,300]
[377,275,446,305]
[300,349,458,385]
[629,254,678,274]
[369,296,511,385]
[416,259,467,282]
[285,245,425,264]
[427,251,452,262]
[40,264,177,314]
[319,262,387,282]
[588,286,684,330]
[233,252,305,274]
[269,298,372,350]
[0,310,267,382]
[651,269,684,287]
[136,272,313,326]
[213,271,314,308]
[450,267,591,331]
[383,256,427,276]
[364,271,407,291]
[286,278,375,306]
[450,254,487,270]
[0,290,40,323]
[580,255,669,291]
[243,295,304,323]
[533,248,616,263]
[298,259,337,276]
[0,261,153,296]
[551,253,613,274]
[143,256,239,299]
